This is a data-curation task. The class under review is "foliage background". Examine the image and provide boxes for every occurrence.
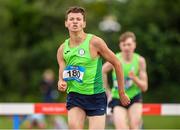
[0,0,179,103]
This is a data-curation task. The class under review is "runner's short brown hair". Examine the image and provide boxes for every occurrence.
[119,31,136,42]
[65,6,86,21]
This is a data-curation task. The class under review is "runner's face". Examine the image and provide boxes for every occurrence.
[120,37,136,55]
[65,13,86,32]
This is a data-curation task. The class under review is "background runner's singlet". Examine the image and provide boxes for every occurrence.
[111,53,141,99]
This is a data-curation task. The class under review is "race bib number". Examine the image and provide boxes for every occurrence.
[125,77,133,90]
[113,77,133,90]
[63,66,85,83]
[113,80,118,89]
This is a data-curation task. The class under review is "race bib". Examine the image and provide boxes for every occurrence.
[63,65,85,83]
[113,80,118,89]
[113,77,133,90]
[125,77,133,90]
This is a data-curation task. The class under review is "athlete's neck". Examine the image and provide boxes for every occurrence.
[121,53,134,63]
[69,31,86,47]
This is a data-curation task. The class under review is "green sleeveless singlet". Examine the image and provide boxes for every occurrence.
[63,34,105,95]
[111,53,141,99]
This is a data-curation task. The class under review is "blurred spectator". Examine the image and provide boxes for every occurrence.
[53,116,68,129]
[41,69,59,102]
[26,69,56,129]
[26,69,67,129]
[27,114,46,129]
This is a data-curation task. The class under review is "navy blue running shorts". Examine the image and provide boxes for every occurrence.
[108,93,142,111]
[66,92,107,116]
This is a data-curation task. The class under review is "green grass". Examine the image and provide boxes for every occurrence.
[143,116,180,129]
[0,115,180,129]
[0,115,68,129]
[105,115,180,129]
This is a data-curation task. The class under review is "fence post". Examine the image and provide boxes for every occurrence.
[13,115,20,129]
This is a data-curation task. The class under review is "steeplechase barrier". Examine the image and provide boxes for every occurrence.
[0,103,180,129]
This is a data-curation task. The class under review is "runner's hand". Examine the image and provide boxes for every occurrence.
[58,80,67,92]
[120,93,130,106]
[128,71,136,80]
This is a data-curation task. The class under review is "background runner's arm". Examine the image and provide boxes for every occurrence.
[129,56,148,92]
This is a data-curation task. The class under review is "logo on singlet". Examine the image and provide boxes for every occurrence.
[78,48,85,56]
[65,50,70,54]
